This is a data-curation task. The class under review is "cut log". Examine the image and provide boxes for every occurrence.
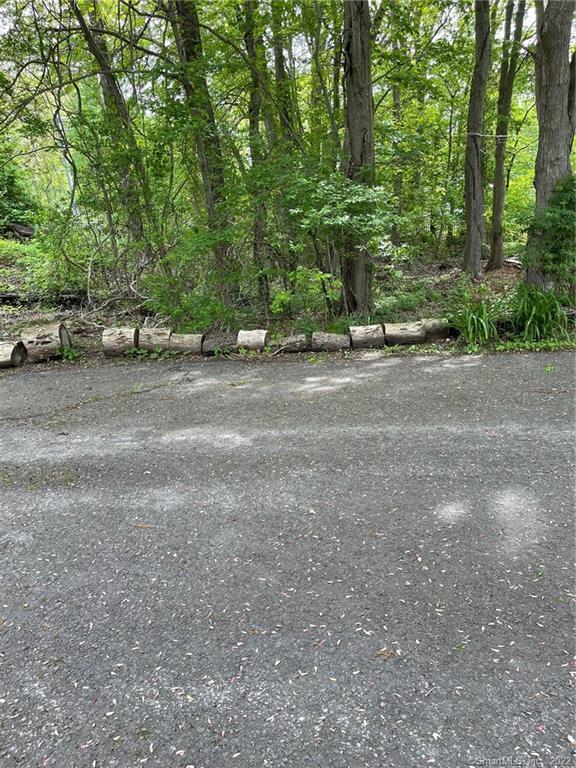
[420,318,451,341]
[349,324,385,349]
[0,341,27,368]
[202,333,238,356]
[169,333,203,355]
[270,334,309,353]
[311,332,350,352]
[21,322,72,362]
[384,321,426,346]
[138,327,171,351]
[102,327,139,356]
[237,329,269,351]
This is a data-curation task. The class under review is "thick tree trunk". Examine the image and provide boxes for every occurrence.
[463,1,491,278]
[526,0,575,287]
[170,0,232,297]
[340,0,374,314]
[487,1,525,271]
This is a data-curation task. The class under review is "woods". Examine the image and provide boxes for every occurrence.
[0,0,574,345]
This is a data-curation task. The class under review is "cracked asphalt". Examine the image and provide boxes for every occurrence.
[0,351,574,768]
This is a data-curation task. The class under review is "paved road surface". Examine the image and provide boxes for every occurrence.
[0,352,574,767]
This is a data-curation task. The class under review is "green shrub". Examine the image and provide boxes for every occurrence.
[510,284,570,341]
[269,266,341,321]
[448,286,499,344]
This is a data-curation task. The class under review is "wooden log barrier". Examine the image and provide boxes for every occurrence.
[0,340,27,368]
[384,321,426,346]
[169,333,203,354]
[311,331,350,352]
[420,318,451,341]
[202,332,238,356]
[349,324,385,349]
[21,322,72,362]
[138,327,172,351]
[102,327,139,356]
[270,334,309,353]
[237,329,269,351]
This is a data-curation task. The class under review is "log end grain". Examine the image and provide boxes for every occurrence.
[0,340,27,368]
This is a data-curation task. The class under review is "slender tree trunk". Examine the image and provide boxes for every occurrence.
[340,0,374,314]
[169,0,232,298]
[242,0,269,312]
[526,0,575,287]
[390,77,403,246]
[71,1,151,249]
[487,0,525,271]
[271,0,296,143]
[463,0,491,278]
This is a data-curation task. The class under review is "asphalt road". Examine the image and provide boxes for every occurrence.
[0,352,574,768]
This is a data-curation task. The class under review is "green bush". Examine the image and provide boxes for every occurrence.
[269,266,341,321]
[449,287,500,344]
[510,284,570,341]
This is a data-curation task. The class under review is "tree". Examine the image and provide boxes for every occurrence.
[463,0,491,278]
[340,0,374,313]
[526,0,575,288]
[168,0,232,298]
[487,0,525,271]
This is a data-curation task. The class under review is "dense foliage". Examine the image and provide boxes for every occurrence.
[0,0,573,334]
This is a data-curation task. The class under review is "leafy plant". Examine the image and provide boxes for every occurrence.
[448,287,499,344]
[60,345,79,362]
[510,284,570,341]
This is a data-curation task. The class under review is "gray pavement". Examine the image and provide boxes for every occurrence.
[0,351,574,768]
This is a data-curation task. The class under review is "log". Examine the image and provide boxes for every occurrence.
[384,321,426,346]
[21,322,72,362]
[349,324,385,349]
[420,318,451,341]
[0,341,27,368]
[102,327,139,356]
[311,332,350,352]
[138,327,171,351]
[202,332,238,356]
[270,334,309,353]
[237,329,269,351]
[169,333,203,355]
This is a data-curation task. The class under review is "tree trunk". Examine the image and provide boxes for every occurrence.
[487,0,525,271]
[340,0,374,314]
[169,0,232,297]
[271,0,296,143]
[242,0,270,311]
[71,1,155,259]
[463,1,491,278]
[526,0,575,287]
